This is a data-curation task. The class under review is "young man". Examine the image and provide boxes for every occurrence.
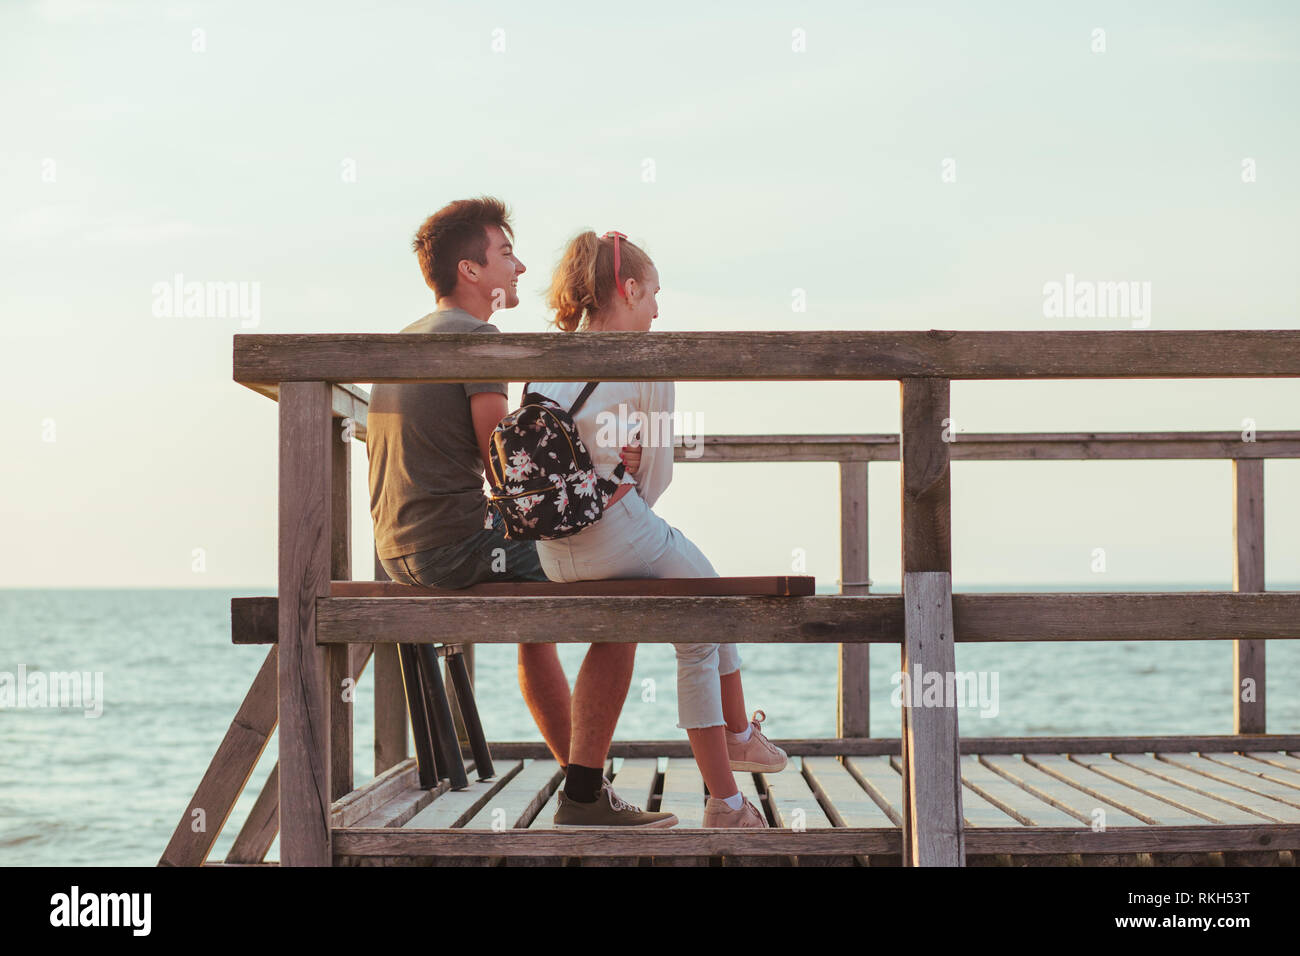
[366,197,675,827]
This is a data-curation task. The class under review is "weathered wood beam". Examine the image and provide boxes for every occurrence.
[278,381,334,867]
[330,824,1300,859]
[233,330,1300,386]
[837,460,870,737]
[484,735,1300,758]
[158,648,278,867]
[899,376,963,867]
[328,426,354,802]
[671,431,1300,463]
[230,591,1300,645]
[241,381,369,438]
[1234,458,1267,734]
[371,551,408,776]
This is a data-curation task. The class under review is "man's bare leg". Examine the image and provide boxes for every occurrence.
[568,643,636,769]
[518,643,571,766]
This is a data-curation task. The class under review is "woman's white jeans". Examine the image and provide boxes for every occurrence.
[535,488,741,730]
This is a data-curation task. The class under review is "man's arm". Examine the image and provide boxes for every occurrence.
[469,391,509,479]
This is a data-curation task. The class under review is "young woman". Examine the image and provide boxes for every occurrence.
[528,230,787,828]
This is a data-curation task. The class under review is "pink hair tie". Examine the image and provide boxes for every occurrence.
[603,230,628,299]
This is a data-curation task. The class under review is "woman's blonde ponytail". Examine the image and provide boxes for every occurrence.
[546,229,652,332]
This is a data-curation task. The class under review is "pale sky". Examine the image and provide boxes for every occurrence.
[3,0,1298,588]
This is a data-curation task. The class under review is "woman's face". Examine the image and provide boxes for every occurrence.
[602,263,659,331]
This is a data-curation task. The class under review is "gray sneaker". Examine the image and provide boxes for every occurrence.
[553,781,678,828]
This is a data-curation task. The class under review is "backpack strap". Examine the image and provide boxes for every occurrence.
[567,382,601,416]
[563,382,629,482]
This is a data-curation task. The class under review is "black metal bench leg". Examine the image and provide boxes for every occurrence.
[397,643,440,789]
[416,644,469,791]
[446,649,494,780]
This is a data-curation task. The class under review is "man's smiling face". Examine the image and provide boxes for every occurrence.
[476,223,526,309]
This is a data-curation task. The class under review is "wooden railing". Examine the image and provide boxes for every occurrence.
[232,329,1300,866]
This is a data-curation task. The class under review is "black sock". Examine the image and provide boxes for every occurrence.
[564,763,604,803]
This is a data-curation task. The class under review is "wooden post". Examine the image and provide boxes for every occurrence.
[899,378,964,867]
[1233,458,1265,734]
[373,551,408,774]
[838,460,870,738]
[278,381,334,867]
[329,424,354,801]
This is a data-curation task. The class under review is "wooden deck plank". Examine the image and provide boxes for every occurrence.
[843,756,906,825]
[1111,753,1296,823]
[801,757,896,828]
[1153,754,1300,817]
[1069,754,1268,824]
[1026,755,1202,825]
[959,785,1029,829]
[331,759,418,828]
[764,758,842,866]
[1244,752,1300,774]
[403,761,525,829]
[1209,752,1300,789]
[352,780,449,829]
[981,755,1146,827]
[940,755,1080,827]
[460,759,563,830]
[765,760,835,829]
[656,758,708,866]
[659,759,706,828]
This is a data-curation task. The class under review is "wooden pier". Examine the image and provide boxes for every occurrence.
[162,330,1300,867]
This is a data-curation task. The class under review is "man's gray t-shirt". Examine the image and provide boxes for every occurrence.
[367,308,507,559]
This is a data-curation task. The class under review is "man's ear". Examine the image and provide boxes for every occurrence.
[458,259,479,284]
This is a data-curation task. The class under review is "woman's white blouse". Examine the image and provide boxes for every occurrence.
[524,380,675,509]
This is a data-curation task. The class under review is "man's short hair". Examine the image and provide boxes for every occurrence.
[412,197,515,298]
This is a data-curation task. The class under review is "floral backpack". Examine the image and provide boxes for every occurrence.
[486,382,628,540]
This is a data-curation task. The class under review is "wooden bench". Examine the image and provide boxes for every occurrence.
[222,574,816,835]
[231,575,816,645]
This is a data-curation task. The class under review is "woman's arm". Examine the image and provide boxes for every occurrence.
[634,380,675,508]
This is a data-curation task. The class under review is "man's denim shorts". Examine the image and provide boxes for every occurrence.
[380,509,549,589]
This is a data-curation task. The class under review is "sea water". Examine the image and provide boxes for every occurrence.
[1,586,1296,866]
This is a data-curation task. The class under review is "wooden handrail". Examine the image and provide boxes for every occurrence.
[672,431,1300,462]
[233,329,1300,385]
